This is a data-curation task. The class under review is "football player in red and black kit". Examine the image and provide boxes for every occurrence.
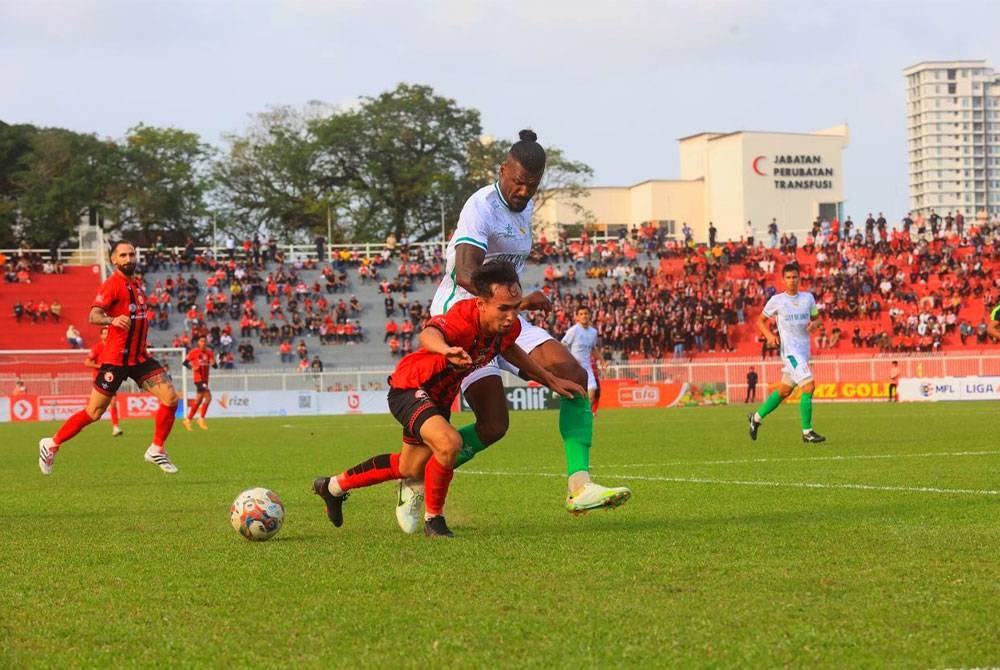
[312,261,583,537]
[84,326,123,437]
[39,241,182,475]
[182,336,217,431]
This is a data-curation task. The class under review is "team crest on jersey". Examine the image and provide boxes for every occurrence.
[95,293,103,303]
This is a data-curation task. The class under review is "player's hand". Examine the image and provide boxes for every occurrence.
[110,315,131,329]
[520,290,552,312]
[546,375,586,399]
[765,334,778,348]
[443,346,472,368]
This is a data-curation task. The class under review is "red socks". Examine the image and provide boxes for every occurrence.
[336,453,402,492]
[198,402,208,418]
[152,403,177,448]
[52,409,97,449]
[109,401,120,426]
[424,457,454,517]
[187,401,199,420]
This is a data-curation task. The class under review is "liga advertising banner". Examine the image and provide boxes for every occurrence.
[897,376,1000,402]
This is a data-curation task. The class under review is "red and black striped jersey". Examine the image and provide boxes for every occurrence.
[92,271,151,366]
[185,347,216,384]
[389,299,521,408]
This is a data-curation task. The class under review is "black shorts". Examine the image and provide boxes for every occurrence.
[94,358,168,396]
[387,387,449,446]
[195,381,210,393]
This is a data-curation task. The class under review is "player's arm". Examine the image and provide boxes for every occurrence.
[89,306,129,330]
[755,311,777,346]
[806,308,823,333]
[452,245,486,296]
[501,344,585,399]
[418,326,472,367]
[561,325,576,347]
[84,354,100,369]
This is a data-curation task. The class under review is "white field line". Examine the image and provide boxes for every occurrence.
[457,469,1000,497]
[600,450,1000,468]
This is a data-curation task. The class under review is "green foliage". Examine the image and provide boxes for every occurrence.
[111,124,213,242]
[2,403,999,667]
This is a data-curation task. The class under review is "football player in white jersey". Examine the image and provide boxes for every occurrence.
[393,130,631,532]
[748,263,826,443]
[561,306,600,412]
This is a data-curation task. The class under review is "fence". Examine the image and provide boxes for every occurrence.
[109,353,1000,404]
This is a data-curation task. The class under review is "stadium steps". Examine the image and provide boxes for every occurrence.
[1,267,102,350]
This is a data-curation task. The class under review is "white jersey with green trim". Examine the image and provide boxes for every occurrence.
[431,182,533,316]
[561,323,598,368]
[762,290,817,359]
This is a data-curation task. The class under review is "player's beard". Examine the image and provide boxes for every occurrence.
[118,262,137,276]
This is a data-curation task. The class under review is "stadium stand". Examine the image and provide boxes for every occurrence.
[6,215,1000,369]
[2,263,101,350]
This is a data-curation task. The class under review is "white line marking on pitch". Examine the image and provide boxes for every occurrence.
[600,450,1000,468]
[457,469,1000,496]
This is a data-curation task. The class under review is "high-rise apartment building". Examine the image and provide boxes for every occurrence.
[904,60,1000,218]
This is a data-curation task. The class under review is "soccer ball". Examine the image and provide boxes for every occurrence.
[230,487,285,541]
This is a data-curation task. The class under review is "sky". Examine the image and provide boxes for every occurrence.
[2,0,998,221]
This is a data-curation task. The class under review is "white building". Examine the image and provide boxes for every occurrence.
[535,125,849,244]
[904,60,1000,218]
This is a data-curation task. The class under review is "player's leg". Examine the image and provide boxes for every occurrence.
[197,389,211,430]
[414,415,462,537]
[183,392,198,431]
[796,368,825,443]
[39,386,114,474]
[110,395,123,436]
[394,367,507,533]
[140,362,181,473]
[525,337,631,513]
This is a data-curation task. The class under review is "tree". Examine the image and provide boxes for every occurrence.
[111,124,212,243]
[12,127,118,247]
[0,121,38,247]
[213,106,348,243]
[310,83,482,243]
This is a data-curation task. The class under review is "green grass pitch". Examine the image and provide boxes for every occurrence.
[2,402,998,668]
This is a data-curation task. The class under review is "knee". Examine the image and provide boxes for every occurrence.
[163,391,180,408]
[475,416,508,446]
[437,432,463,467]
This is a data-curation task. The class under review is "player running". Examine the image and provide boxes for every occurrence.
[391,130,631,533]
[312,262,583,537]
[561,306,601,416]
[38,241,182,475]
[747,262,826,443]
[182,336,217,431]
[84,326,124,437]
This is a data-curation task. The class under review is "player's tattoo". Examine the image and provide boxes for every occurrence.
[142,371,173,391]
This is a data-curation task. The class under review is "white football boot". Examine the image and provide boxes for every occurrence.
[566,482,632,515]
[38,438,57,475]
[144,445,178,474]
[395,480,424,534]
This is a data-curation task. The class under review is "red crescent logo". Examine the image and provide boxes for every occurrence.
[752,156,767,176]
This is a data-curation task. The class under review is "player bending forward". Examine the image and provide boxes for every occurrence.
[394,129,631,533]
[312,262,583,537]
[747,262,826,444]
[84,326,124,437]
[38,241,181,475]
[183,336,217,431]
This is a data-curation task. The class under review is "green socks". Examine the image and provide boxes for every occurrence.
[757,390,782,420]
[560,394,592,476]
[799,392,813,431]
[453,423,487,468]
